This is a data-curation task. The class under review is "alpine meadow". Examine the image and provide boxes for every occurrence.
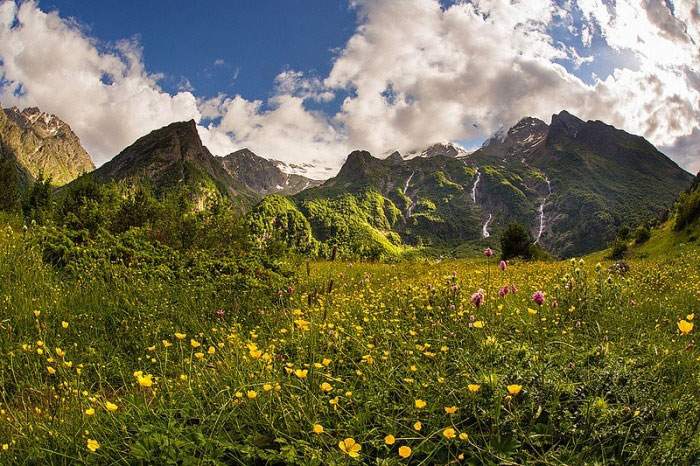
[1,1,700,465]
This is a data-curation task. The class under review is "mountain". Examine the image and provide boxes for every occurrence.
[88,120,256,208]
[221,148,322,196]
[254,110,693,258]
[0,107,94,186]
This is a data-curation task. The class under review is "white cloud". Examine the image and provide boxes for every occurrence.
[0,1,200,165]
[1,0,699,177]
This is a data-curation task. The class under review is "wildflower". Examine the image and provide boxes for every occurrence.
[194,352,204,360]
[86,439,100,452]
[398,445,412,458]
[263,383,273,392]
[443,427,457,439]
[498,260,507,271]
[215,309,225,319]
[484,247,494,257]
[105,402,118,412]
[498,285,509,298]
[687,313,694,321]
[246,390,257,399]
[61,321,69,329]
[528,308,538,315]
[175,332,186,340]
[414,399,427,409]
[162,340,172,348]
[313,424,324,434]
[2,444,8,451]
[468,384,481,393]
[320,382,333,392]
[470,290,485,308]
[47,366,56,375]
[384,434,396,445]
[134,372,153,388]
[507,384,522,396]
[413,421,422,431]
[85,408,95,416]
[190,339,201,348]
[459,432,469,441]
[294,369,308,379]
[444,406,458,414]
[338,438,361,458]
[322,358,332,366]
[532,291,545,306]
[678,320,694,335]
[207,346,216,355]
[472,320,484,329]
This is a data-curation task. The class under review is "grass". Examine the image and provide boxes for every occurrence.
[1,223,699,464]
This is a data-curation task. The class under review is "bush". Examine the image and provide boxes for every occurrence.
[675,187,700,231]
[634,225,651,244]
[500,223,533,260]
[607,239,628,260]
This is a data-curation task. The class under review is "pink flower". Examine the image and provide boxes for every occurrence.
[215,309,225,319]
[509,284,518,294]
[498,285,509,298]
[532,291,545,306]
[471,290,485,308]
[484,248,494,258]
[498,260,507,271]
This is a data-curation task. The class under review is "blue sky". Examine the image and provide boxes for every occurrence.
[42,0,357,103]
[0,0,698,176]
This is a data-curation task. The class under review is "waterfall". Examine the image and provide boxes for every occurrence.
[482,213,493,238]
[534,177,552,244]
[471,169,481,203]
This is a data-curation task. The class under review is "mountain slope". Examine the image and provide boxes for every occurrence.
[221,148,322,196]
[0,107,94,186]
[88,120,257,208]
[277,111,693,258]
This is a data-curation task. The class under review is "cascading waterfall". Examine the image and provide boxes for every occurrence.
[482,213,493,238]
[404,171,415,217]
[471,169,480,204]
[534,177,552,244]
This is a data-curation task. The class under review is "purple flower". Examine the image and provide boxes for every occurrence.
[498,285,509,298]
[484,248,494,258]
[498,260,507,271]
[471,290,485,308]
[509,284,518,294]
[215,309,225,319]
[532,290,545,306]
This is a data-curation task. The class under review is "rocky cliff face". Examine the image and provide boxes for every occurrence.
[221,148,321,196]
[0,107,94,185]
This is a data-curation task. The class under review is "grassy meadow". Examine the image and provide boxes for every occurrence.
[1,221,699,465]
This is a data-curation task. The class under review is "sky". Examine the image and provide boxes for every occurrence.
[0,0,699,179]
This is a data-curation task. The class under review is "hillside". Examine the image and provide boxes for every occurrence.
[0,107,94,186]
[256,111,693,259]
[86,120,257,209]
[221,148,322,196]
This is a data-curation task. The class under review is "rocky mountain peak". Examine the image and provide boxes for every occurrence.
[550,110,585,137]
[0,106,94,185]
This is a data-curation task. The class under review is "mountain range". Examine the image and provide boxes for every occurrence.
[0,106,694,257]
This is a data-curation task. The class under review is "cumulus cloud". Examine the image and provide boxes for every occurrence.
[0,1,200,165]
[0,0,699,177]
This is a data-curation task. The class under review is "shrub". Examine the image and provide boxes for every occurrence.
[634,225,651,244]
[500,223,533,260]
[607,239,628,260]
[675,187,700,231]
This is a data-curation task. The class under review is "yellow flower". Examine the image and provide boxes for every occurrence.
[320,382,333,392]
[398,445,412,458]
[175,332,186,340]
[294,369,308,379]
[444,406,458,414]
[190,339,201,348]
[414,399,427,409]
[105,402,118,412]
[263,383,273,392]
[384,434,396,445]
[246,390,257,399]
[194,352,204,360]
[443,427,457,439]
[413,421,422,431]
[86,439,100,452]
[207,346,216,355]
[2,444,8,451]
[322,358,332,366]
[136,373,153,388]
[507,384,522,396]
[678,320,694,335]
[459,432,469,441]
[313,424,324,434]
[468,384,481,393]
[528,308,538,315]
[85,407,95,416]
[687,313,695,321]
[473,321,484,329]
[338,438,361,458]
[61,321,69,329]
[47,366,56,375]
